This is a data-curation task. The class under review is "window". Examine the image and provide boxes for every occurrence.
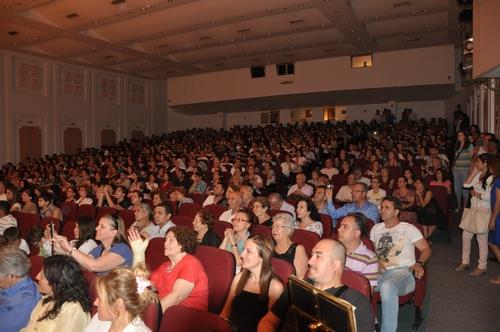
[351,54,373,68]
[276,63,295,76]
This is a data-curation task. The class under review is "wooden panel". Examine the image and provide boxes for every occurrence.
[100,129,116,146]
[19,126,41,161]
[63,127,82,154]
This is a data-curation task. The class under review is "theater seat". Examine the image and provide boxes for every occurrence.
[142,301,161,332]
[194,245,235,314]
[172,215,194,229]
[60,202,78,222]
[271,257,295,285]
[28,255,43,281]
[13,211,40,238]
[319,213,333,238]
[61,220,76,241]
[251,224,272,237]
[178,202,201,218]
[204,204,227,220]
[291,229,320,257]
[145,237,167,272]
[341,269,371,301]
[76,204,96,219]
[160,306,232,332]
[213,220,232,240]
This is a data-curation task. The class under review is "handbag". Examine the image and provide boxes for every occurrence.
[459,207,491,234]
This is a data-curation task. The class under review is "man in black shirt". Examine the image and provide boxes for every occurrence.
[258,239,374,332]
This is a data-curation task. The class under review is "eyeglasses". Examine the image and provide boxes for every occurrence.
[233,217,249,223]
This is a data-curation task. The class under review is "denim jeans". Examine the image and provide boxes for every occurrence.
[453,168,469,208]
[376,267,416,332]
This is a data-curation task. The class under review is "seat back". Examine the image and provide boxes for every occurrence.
[142,301,161,332]
[341,269,371,301]
[76,204,97,219]
[161,306,232,332]
[268,209,293,217]
[60,202,78,222]
[13,211,40,238]
[319,213,333,238]
[291,229,320,257]
[83,271,98,315]
[61,220,76,241]
[194,245,235,314]
[188,193,206,206]
[40,217,62,234]
[205,204,227,220]
[96,206,117,220]
[251,224,272,237]
[172,215,194,229]
[213,220,232,240]
[271,257,295,285]
[28,255,44,281]
[145,237,167,271]
[118,209,135,229]
[178,202,201,218]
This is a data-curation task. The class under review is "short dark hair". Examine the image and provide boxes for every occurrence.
[346,212,368,237]
[0,201,11,215]
[382,196,402,211]
[167,226,198,254]
[156,202,172,215]
[196,208,214,228]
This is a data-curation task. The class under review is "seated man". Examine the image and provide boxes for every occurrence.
[287,173,313,199]
[0,201,17,235]
[327,182,380,227]
[268,192,296,219]
[219,189,242,223]
[335,173,356,202]
[202,183,227,207]
[370,196,431,332]
[0,247,41,331]
[320,158,339,180]
[150,202,176,238]
[130,202,157,239]
[338,213,378,290]
[258,239,374,332]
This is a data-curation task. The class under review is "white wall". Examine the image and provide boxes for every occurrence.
[168,45,455,106]
[0,50,166,165]
[167,108,222,132]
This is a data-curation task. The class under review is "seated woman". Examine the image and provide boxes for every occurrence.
[392,176,416,211]
[22,255,91,331]
[6,186,21,212]
[220,209,254,267]
[415,179,446,241]
[252,197,273,227]
[192,208,221,247]
[0,247,41,331]
[220,234,284,332]
[38,192,63,221]
[49,216,98,256]
[64,186,77,203]
[271,213,308,279]
[21,189,39,214]
[128,226,209,313]
[296,198,323,237]
[76,185,94,206]
[55,214,132,274]
[84,268,157,332]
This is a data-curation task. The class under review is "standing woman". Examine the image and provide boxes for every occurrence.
[488,155,500,285]
[453,130,474,211]
[22,255,91,331]
[220,235,284,332]
[415,179,445,242]
[456,154,493,276]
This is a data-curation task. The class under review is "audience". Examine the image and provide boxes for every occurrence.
[0,247,41,331]
[22,255,91,331]
[252,196,273,227]
[150,202,175,238]
[0,201,17,235]
[220,234,284,332]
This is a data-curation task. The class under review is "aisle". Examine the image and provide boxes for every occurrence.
[402,216,500,332]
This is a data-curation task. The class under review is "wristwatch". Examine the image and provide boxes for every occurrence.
[417,260,425,267]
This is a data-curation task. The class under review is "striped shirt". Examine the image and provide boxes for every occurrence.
[346,242,379,287]
[453,144,473,170]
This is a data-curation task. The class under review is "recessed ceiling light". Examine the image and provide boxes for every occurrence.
[7,31,18,36]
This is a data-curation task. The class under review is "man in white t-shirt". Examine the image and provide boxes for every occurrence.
[370,196,431,332]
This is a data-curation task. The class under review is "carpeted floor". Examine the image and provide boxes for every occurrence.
[391,213,500,332]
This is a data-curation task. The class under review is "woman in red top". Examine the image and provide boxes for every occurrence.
[128,226,209,312]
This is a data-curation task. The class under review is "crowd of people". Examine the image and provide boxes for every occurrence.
[0,113,499,332]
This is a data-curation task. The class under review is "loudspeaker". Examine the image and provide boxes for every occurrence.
[250,66,265,78]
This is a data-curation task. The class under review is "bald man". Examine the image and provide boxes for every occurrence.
[219,190,242,223]
[258,239,374,332]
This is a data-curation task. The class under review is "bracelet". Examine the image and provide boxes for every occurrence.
[69,247,76,255]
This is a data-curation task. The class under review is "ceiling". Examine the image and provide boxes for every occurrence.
[0,0,461,80]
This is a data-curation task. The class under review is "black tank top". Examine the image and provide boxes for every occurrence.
[273,243,298,266]
[230,290,269,332]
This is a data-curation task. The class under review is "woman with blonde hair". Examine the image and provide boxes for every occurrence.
[84,267,157,332]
